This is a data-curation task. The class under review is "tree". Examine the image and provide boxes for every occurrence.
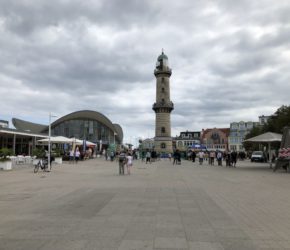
[263,105,290,133]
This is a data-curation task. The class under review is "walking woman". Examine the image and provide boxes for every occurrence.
[126,152,133,175]
[75,147,80,163]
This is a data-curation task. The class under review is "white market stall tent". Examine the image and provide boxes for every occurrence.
[244,132,282,167]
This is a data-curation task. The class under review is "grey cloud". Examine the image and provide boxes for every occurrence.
[1,0,290,143]
[0,0,158,36]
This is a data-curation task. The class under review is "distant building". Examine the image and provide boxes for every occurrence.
[259,115,270,126]
[0,120,9,128]
[174,131,201,151]
[46,110,123,146]
[228,115,270,152]
[228,121,259,152]
[201,128,230,152]
[140,138,155,151]
[1,110,123,155]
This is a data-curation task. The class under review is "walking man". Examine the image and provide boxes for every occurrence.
[198,151,204,165]
[145,150,151,164]
[118,151,126,175]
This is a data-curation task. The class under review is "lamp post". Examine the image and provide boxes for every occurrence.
[48,112,57,171]
[113,132,117,145]
[113,132,118,153]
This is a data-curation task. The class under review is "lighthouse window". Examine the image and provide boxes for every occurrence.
[162,77,164,82]
[161,143,166,149]
[161,88,165,93]
[161,127,166,133]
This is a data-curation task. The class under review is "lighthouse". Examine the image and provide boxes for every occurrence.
[152,51,174,153]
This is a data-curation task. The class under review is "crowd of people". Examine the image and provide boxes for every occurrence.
[95,148,253,176]
[68,146,95,163]
[111,148,245,175]
[183,149,239,167]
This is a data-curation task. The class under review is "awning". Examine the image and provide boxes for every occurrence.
[191,144,207,150]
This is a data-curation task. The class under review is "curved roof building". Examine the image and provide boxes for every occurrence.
[13,110,123,145]
[12,118,47,134]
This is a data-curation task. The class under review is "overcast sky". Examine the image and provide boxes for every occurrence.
[1,0,290,145]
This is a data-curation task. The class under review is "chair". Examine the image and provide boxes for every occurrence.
[16,156,25,164]
[24,156,32,164]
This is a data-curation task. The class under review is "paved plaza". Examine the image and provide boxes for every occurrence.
[0,158,290,250]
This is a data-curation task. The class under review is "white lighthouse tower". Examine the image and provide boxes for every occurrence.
[152,51,174,153]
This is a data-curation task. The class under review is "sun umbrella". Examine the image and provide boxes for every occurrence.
[70,138,83,145]
[86,141,96,146]
[38,136,74,143]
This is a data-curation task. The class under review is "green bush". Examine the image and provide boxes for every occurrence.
[53,147,62,157]
[32,148,45,158]
[0,148,13,162]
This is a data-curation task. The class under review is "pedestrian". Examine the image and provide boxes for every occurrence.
[173,150,178,165]
[187,151,192,161]
[168,153,172,161]
[217,151,223,166]
[75,147,80,163]
[231,150,238,167]
[176,150,181,165]
[225,151,231,167]
[141,151,145,162]
[126,152,133,175]
[210,151,215,165]
[118,151,126,175]
[198,151,204,165]
[115,151,119,162]
[110,151,115,161]
[69,148,74,163]
[192,151,196,163]
[204,151,209,162]
[151,150,156,162]
[145,150,151,164]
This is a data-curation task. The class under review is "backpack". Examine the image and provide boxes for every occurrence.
[119,153,126,162]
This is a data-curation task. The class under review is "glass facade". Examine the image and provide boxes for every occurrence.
[52,119,115,144]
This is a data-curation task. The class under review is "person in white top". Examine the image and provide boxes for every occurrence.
[126,153,133,175]
[75,147,81,163]
[69,149,74,163]
[198,151,204,165]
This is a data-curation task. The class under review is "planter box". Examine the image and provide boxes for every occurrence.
[55,157,62,164]
[0,161,12,170]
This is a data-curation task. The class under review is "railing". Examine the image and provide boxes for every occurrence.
[152,102,174,111]
[154,68,172,76]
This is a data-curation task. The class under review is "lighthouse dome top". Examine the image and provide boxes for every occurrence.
[155,50,171,72]
[157,51,168,61]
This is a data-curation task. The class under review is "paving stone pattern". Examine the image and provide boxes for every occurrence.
[0,158,290,249]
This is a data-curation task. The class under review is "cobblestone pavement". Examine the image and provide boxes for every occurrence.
[0,158,290,250]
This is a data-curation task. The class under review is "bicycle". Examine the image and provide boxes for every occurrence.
[34,158,49,173]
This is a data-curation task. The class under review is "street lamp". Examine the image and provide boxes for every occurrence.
[113,132,117,145]
[48,112,57,171]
